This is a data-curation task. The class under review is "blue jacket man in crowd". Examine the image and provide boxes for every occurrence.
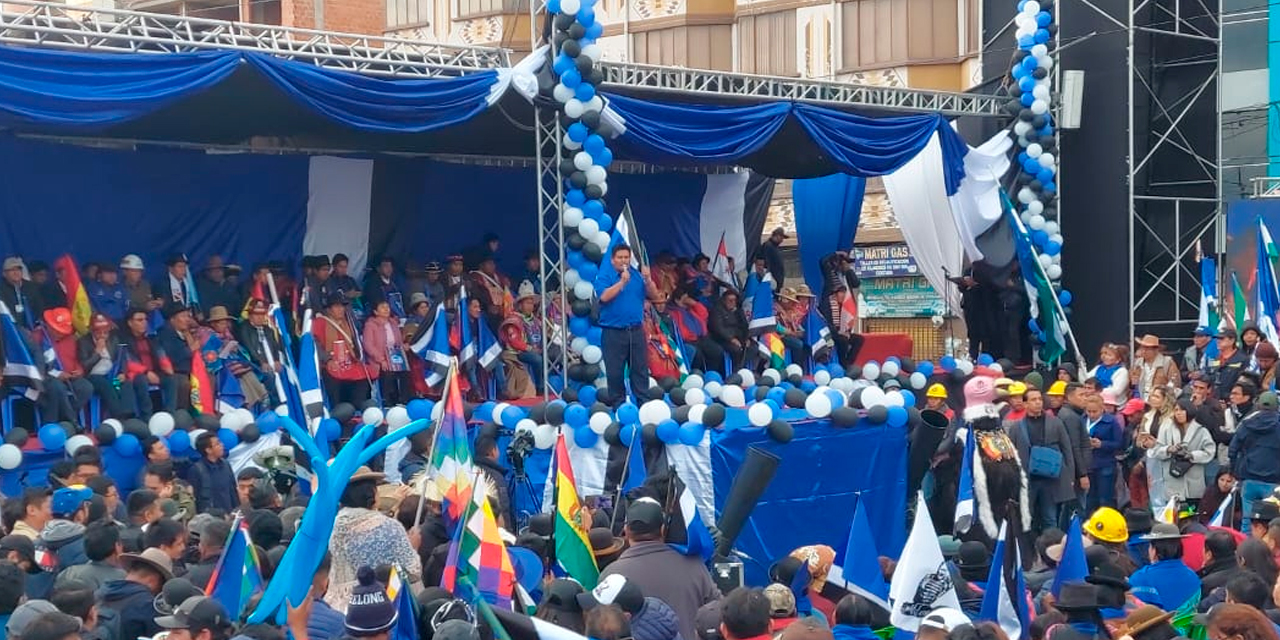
[1229,389,1280,529]
[87,265,127,323]
[1127,523,1201,611]
[188,432,238,515]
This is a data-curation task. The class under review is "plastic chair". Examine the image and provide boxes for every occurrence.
[2,393,41,436]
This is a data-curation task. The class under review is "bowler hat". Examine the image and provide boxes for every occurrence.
[1054,582,1100,611]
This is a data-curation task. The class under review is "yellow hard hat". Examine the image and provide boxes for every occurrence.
[927,384,948,399]
[1048,380,1068,396]
[1007,381,1028,396]
[994,377,1015,388]
[1084,507,1128,543]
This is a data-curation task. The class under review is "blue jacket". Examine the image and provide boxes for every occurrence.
[27,520,88,600]
[1229,409,1280,483]
[632,597,683,640]
[306,597,346,640]
[832,625,881,640]
[1128,558,1201,610]
[88,282,128,322]
[97,578,161,640]
[1087,413,1124,472]
[189,457,238,514]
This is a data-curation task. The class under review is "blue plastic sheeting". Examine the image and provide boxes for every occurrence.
[0,45,499,132]
[793,174,867,295]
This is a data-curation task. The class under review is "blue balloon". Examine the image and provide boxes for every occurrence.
[765,399,781,414]
[826,390,845,411]
[656,419,680,444]
[1022,56,1039,73]
[1018,35,1035,48]
[829,363,846,379]
[573,426,599,449]
[588,326,603,346]
[574,83,596,102]
[565,403,589,428]
[1018,151,1029,164]
[578,262,598,283]
[1044,181,1057,194]
[900,390,916,407]
[553,52,572,75]
[1037,10,1052,26]
[576,386,597,407]
[887,406,909,428]
[567,122,589,143]
[256,411,280,434]
[1012,65,1027,79]
[887,356,901,365]
[1017,0,1028,9]
[113,433,140,457]
[917,361,934,378]
[1032,230,1049,247]
[617,402,640,425]
[586,21,604,39]
[1034,28,1051,43]
[678,421,705,446]
[705,371,723,384]
[1021,93,1035,107]
[407,399,433,420]
[566,189,587,207]
[800,380,818,393]
[547,0,562,11]
[38,423,66,451]
[1044,241,1062,256]
[217,428,238,452]
[584,134,606,156]
[577,5,596,26]
[940,355,957,371]
[977,353,994,366]
[596,148,614,169]
[598,213,613,233]
[501,405,526,428]
[475,401,497,423]
[584,199,605,219]
[319,417,341,442]
[561,68,582,88]
[1059,290,1073,306]
[767,387,787,406]
[168,430,191,455]
[1019,76,1036,92]
[618,422,636,445]
[1023,158,1041,174]
[570,316,591,336]
[1037,168,1055,183]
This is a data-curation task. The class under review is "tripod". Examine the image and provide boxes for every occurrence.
[508,457,544,531]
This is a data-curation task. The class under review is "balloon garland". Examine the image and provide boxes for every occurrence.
[1008,0,1073,339]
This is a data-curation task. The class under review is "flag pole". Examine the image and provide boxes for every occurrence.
[609,431,639,530]
[414,358,456,528]
[1010,208,1088,371]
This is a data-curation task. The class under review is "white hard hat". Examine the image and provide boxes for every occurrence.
[120,254,145,270]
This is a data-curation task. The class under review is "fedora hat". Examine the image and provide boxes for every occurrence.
[1139,523,1186,541]
[1121,605,1175,638]
[350,466,386,484]
[793,284,815,298]
[121,547,175,582]
[1136,334,1161,348]
[516,282,539,305]
[778,288,799,303]
[589,527,624,557]
[205,306,233,323]
[1054,582,1100,611]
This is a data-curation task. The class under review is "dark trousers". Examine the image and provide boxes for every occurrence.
[602,326,648,406]
[1029,478,1060,534]
[163,373,190,412]
[122,375,154,419]
[323,374,369,412]
[833,333,864,366]
[87,375,129,420]
[41,377,92,427]
[782,335,809,367]
[688,337,724,373]
[379,370,412,405]
[1087,464,1118,512]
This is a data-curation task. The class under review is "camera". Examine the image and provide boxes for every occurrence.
[506,430,535,475]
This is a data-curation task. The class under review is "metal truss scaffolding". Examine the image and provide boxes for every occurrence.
[1125,0,1221,340]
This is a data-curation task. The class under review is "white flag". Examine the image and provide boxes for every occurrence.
[889,492,963,631]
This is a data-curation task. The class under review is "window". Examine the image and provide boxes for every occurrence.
[1222,20,1267,72]
[737,11,798,76]
[387,0,432,28]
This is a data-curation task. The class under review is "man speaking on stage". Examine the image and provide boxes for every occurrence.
[595,244,659,406]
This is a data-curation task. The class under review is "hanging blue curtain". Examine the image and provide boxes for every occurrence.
[792,104,968,192]
[0,47,240,128]
[244,53,500,133]
[604,93,791,164]
[792,174,866,294]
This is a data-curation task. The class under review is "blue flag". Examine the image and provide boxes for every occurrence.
[803,304,834,360]
[216,367,246,414]
[1,302,41,399]
[621,430,648,492]
[409,304,451,386]
[1257,218,1280,343]
[297,321,328,425]
[666,475,715,563]
[955,427,975,534]
[477,314,503,373]
[389,566,417,640]
[1050,515,1088,597]
[457,286,477,368]
[980,521,1030,640]
[839,495,889,608]
[207,517,264,617]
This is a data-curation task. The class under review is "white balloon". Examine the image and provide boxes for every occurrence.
[582,345,602,364]
[805,392,833,418]
[573,280,594,301]
[585,96,603,113]
[882,361,900,377]
[565,99,585,119]
[386,406,411,431]
[957,359,975,375]
[597,181,609,197]
[910,372,928,389]
[1021,211,1033,225]
[492,402,512,426]
[553,83,574,104]
[682,374,704,390]
[989,363,1005,374]
[639,399,672,426]
[1039,152,1056,168]
[594,231,611,250]
[220,411,244,432]
[1047,264,1063,279]
[884,391,906,408]
[1031,43,1049,58]
[748,402,774,427]
[786,364,804,378]
[705,381,723,398]
[1044,221,1060,235]
[1049,233,1064,245]
[1039,254,1054,268]
[432,400,444,421]
[721,385,746,408]
[148,412,175,437]
[688,404,707,424]
[516,418,537,435]
[1026,143,1043,158]
[589,411,612,435]
[562,134,581,152]
[65,434,93,456]
[1031,100,1049,115]
[189,429,208,445]
[1029,215,1047,230]
[533,424,558,449]
[571,337,588,355]
[560,0,581,13]
[581,44,602,62]
[275,405,290,417]
[814,370,832,386]
[861,386,886,408]
[685,388,707,406]
[362,406,385,426]
[1018,188,1035,204]
[1040,55,1055,70]
[579,218,599,238]
[1013,121,1032,137]
[762,368,782,384]
[0,444,21,470]
[738,370,756,388]
[103,418,124,436]
[586,166,607,185]
[1024,1,1041,14]
[1032,84,1050,100]
[574,151,594,172]
[1027,200,1045,215]
[563,207,584,227]
[862,362,880,380]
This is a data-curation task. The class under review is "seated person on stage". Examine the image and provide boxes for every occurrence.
[363,256,407,318]
[200,305,270,412]
[669,286,721,372]
[709,290,751,371]
[645,301,682,381]
[120,307,173,420]
[36,307,94,427]
[238,299,285,405]
[457,296,510,401]
[88,264,127,323]
[468,254,513,332]
[500,283,547,394]
[155,303,197,412]
[776,287,810,367]
[79,312,130,420]
[651,252,682,302]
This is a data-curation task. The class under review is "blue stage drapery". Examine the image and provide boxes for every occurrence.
[604,94,791,164]
[793,174,867,295]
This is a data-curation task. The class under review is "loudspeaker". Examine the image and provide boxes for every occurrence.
[908,410,949,501]
[715,446,781,558]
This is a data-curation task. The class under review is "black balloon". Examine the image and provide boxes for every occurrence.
[546,402,566,425]
[1031,114,1048,129]
[196,413,220,431]
[591,402,610,415]
[123,418,148,439]
[766,420,794,444]
[1041,136,1057,150]
[479,422,500,440]
[907,407,923,426]
[641,423,659,445]
[5,427,27,446]
[596,388,612,406]
[588,69,605,85]
[332,403,356,423]
[581,110,601,129]
[646,386,665,401]
[554,12,575,30]
[575,56,593,75]
[584,184,603,200]
[604,422,623,446]
[240,423,261,444]
[582,243,603,263]
[951,370,968,384]
[866,405,889,424]
[561,159,578,175]
[569,171,588,189]
[568,233,587,251]
[361,399,380,411]
[754,387,769,402]
[528,403,548,424]
[830,407,859,427]
[562,387,579,403]
[673,405,691,423]
[1030,179,1044,193]
[583,364,601,381]
[1004,99,1022,115]
[1009,83,1023,96]
[1019,109,1035,122]
[174,411,194,430]
[784,388,807,408]
[553,31,568,48]
[1014,49,1030,61]
[94,425,116,446]
[561,38,582,58]
[59,421,76,438]
[900,357,916,373]
[756,376,774,388]
[1033,67,1048,80]
[567,363,588,382]
[570,299,592,317]
[703,404,726,428]
[659,376,678,391]
[726,374,742,386]
[788,374,803,386]
[669,387,687,406]
[850,387,865,409]
[568,23,586,38]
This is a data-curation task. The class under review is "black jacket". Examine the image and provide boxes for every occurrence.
[238,322,285,371]
[1198,557,1241,599]
[78,332,123,377]
[197,277,242,315]
[1229,409,1280,483]
[0,280,43,330]
[476,457,512,528]
[758,240,785,287]
[156,324,193,374]
[189,457,238,514]
[708,302,748,347]
[96,579,160,640]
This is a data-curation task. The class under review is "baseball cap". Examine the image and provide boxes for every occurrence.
[6,600,57,638]
[2,257,23,272]
[0,535,35,566]
[920,608,971,633]
[156,596,232,631]
[1219,327,1239,340]
[763,583,797,617]
[626,497,666,535]
[1260,391,1280,411]
[771,227,789,239]
[1193,326,1215,337]
[577,574,645,615]
[51,485,93,517]
[694,600,722,640]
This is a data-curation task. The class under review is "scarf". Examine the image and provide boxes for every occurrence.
[1094,362,1121,387]
[675,306,706,338]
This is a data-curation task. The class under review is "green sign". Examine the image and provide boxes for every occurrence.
[861,277,945,318]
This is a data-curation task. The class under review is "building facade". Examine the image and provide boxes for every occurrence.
[1221,0,1272,199]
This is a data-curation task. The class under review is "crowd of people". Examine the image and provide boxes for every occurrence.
[0,228,869,427]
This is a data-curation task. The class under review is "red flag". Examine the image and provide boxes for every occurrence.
[190,351,215,414]
[839,290,859,335]
[52,255,91,335]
